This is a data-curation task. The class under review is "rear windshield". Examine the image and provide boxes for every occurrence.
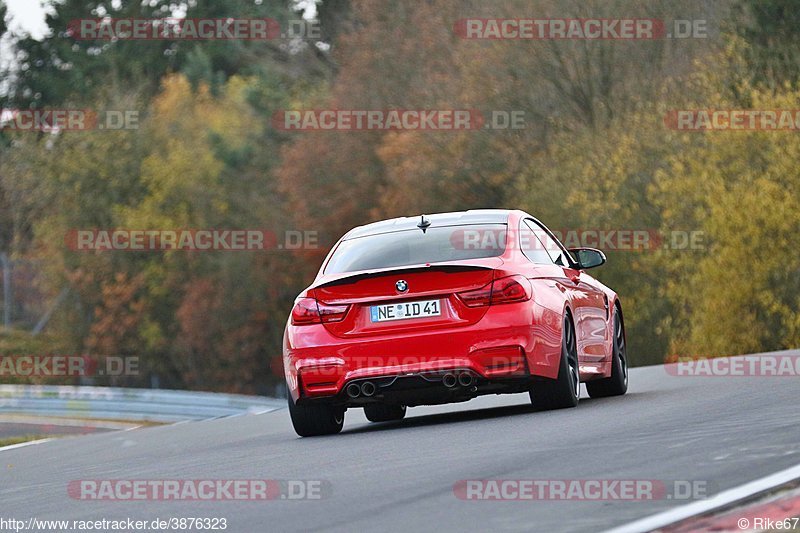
[324,224,507,274]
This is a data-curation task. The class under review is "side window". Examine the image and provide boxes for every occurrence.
[519,220,553,264]
[525,220,570,267]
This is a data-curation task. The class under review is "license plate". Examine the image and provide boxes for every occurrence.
[370,299,441,322]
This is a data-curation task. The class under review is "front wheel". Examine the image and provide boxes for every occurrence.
[288,395,344,437]
[586,306,628,398]
[530,314,580,410]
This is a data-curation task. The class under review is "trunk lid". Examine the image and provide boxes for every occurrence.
[311,258,501,338]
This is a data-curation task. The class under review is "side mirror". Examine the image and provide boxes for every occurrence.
[569,247,606,269]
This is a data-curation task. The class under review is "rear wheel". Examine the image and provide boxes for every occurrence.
[586,306,628,398]
[530,314,580,410]
[364,404,407,422]
[288,395,344,437]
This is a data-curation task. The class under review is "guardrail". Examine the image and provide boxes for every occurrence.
[0,385,285,423]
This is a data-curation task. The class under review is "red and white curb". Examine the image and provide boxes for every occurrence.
[605,462,800,533]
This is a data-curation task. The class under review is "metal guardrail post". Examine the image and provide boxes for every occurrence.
[1,252,10,330]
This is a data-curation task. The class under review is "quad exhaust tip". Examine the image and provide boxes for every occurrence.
[361,381,377,397]
[349,373,473,396]
[346,382,362,398]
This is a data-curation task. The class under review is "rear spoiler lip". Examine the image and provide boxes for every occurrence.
[311,259,503,290]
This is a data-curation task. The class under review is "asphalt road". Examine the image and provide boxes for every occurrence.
[2,354,799,533]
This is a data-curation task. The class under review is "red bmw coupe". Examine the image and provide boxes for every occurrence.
[283,210,628,436]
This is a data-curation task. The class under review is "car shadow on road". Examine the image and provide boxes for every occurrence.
[340,393,648,435]
[342,404,534,434]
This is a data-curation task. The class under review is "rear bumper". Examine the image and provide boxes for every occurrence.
[283,301,563,402]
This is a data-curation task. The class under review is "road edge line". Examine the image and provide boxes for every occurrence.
[604,462,800,533]
[0,438,53,453]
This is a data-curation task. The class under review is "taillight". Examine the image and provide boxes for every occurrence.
[291,298,350,325]
[457,275,532,307]
[291,298,320,325]
[317,301,350,322]
[456,284,492,307]
[490,275,532,304]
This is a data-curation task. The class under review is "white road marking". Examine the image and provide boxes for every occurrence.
[0,438,53,453]
[604,462,800,533]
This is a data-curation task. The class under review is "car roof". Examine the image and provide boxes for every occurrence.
[343,209,514,240]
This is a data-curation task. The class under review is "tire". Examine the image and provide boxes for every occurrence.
[288,395,344,437]
[364,404,406,422]
[530,313,580,410]
[586,305,628,398]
